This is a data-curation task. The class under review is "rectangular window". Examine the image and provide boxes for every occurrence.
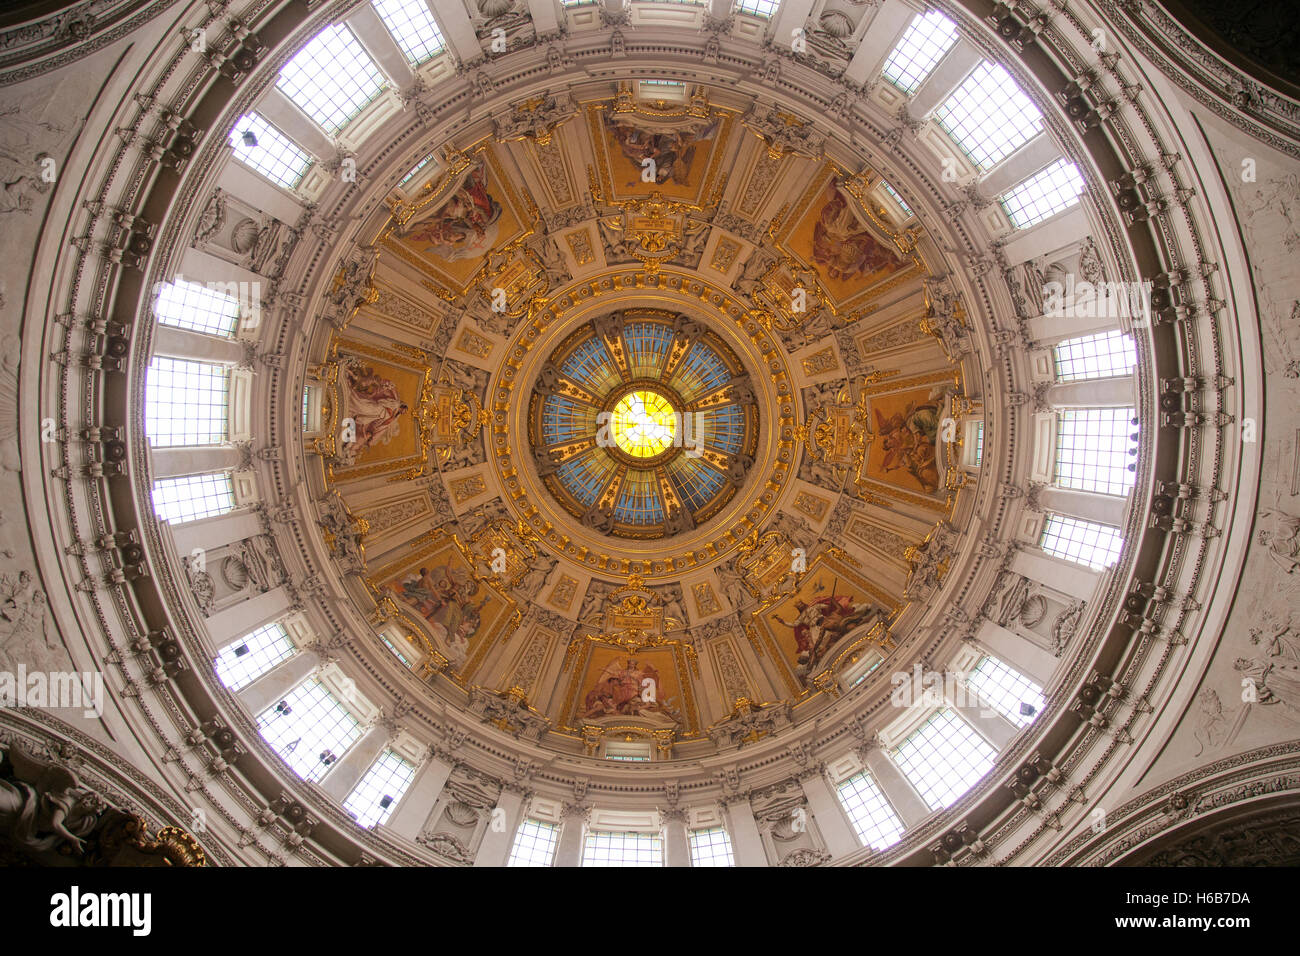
[934,61,1044,171]
[256,677,363,783]
[373,0,446,66]
[277,23,387,134]
[379,632,414,668]
[1039,514,1124,570]
[215,622,296,691]
[881,10,960,94]
[230,113,312,190]
[343,750,417,828]
[1054,407,1137,496]
[582,830,664,867]
[145,356,229,447]
[735,0,780,18]
[966,655,1045,728]
[152,473,235,524]
[507,819,560,867]
[892,708,997,810]
[688,827,735,866]
[973,420,985,467]
[836,771,906,850]
[1000,158,1086,228]
[400,151,437,187]
[606,754,650,762]
[880,179,912,216]
[849,656,885,688]
[1053,330,1136,382]
[153,278,241,338]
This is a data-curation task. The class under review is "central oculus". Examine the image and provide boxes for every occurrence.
[527,310,759,540]
[611,389,676,459]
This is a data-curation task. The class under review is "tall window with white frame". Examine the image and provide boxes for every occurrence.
[145,357,229,447]
[214,622,297,691]
[229,114,313,190]
[891,708,998,810]
[835,770,906,850]
[507,819,561,867]
[152,278,242,338]
[934,61,1044,171]
[1039,513,1124,570]
[582,829,664,867]
[687,826,735,866]
[1053,329,1136,382]
[276,23,387,134]
[1000,158,1086,229]
[151,473,236,524]
[735,0,781,18]
[965,655,1046,727]
[880,10,960,94]
[372,0,446,65]
[343,750,418,828]
[255,678,362,783]
[1054,406,1138,497]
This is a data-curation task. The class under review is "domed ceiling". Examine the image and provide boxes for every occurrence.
[296,82,977,755]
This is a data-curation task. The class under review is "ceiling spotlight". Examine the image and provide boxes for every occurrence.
[1020,702,1038,717]
[241,130,258,148]
[233,644,249,657]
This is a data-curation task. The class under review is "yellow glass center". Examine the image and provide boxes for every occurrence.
[611,389,677,459]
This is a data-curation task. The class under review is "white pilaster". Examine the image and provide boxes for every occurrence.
[950,698,1019,750]
[473,787,526,866]
[431,0,484,65]
[862,746,931,826]
[1047,376,1136,408]
[554,806,588,867]
[152,325,247,364]
[799,771,861,857]
[150,446,242,480]
[257,87,337,161]
[238,649,319,716]
[722,799,766,866]
[844,1,915,86]
[167,508,264,557]
[980,132,1058,198]
[1011,548,1101,602]
[664,811,691,867]
[771,0,818,52]
[320,725,391,801]
[908,42,980,118]
[975,619,1059,686]
[203,585,292,648]
[385,753,453,840]
[346,3,416,88]
[999,204,1089,268]
[1038,486,1129,528]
